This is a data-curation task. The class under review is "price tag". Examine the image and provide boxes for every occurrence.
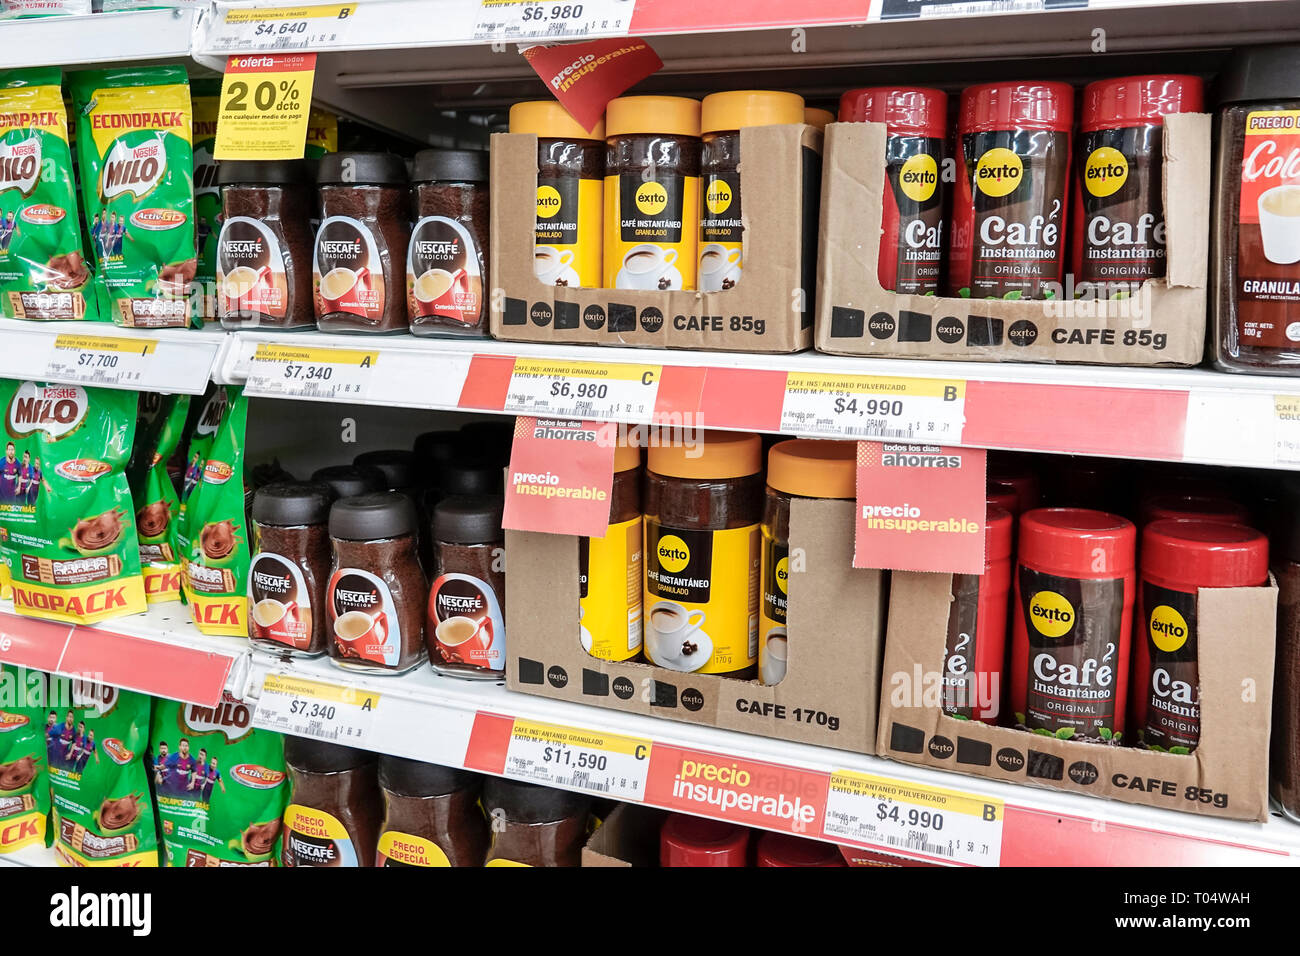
[503,719,652,800]
[245,343,377,401]
[781,372,966,443]
[505,359,661,421]
[473,0,634,40]
[206,3,361,52]
[254,673,380,744]
[214,52,318,161]
[822,770,1002,866]
[1276,395,1300,465]
[874,0,1083,20]
[45,334,157,387]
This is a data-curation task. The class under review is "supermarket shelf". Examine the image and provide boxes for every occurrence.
[0,8,197,70]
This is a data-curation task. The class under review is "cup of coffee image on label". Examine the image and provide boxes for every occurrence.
[248,552,313,652]
[314,216,384,321]
[535,176,600,286]
[283,804,359,867]
[578,517,643,662]
[328,568,401,668]
[644,521,759,675]
[428,572,506,673]
[758,534,788,685]
[217,217,289,323]
[606,175,698,290]
[699,170,743,291]
[407,216,483,329]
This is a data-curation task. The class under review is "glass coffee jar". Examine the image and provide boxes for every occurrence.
[326,492,427,675]
[644,430,762,679]
[314,152,410,334]
[580,435,643,662]
[376,756,488,867]
[408,149,490,337]
[427,495,505,677]
[482,777,589,867]
[282,737,382,868]
[248,481,334,658]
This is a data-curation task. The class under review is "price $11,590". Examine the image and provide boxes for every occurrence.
[542,745,608,772]
[877,803,943,830]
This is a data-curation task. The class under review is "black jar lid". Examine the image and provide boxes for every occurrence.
[353,449,418,491]
[311,464,387,499]
[411,148,489,184]
[284,735,376,774]
[330,491,419,541]
[218,159,307,187]
[460,419,516,461]
[482,776,589,824]
[379,755,479,797]
[440,459,503,496]
[1218,44,1300,104]
[251,480,334,526]
[317,151,408,185]
[413,429,465,465]
[432,494,503,544]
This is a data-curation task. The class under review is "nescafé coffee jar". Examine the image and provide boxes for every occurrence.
[427,495,506,677]
[248,481,334,657]
[282,738,382,868]
[408,149,490,337]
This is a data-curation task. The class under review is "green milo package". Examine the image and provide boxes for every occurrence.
[178,386,248,636]
[0,380,147,624]
[191,79,220,327]
[179,382,229,511]
[127,391,189,604]
[70,65,195,329]
[151,695,287,867]
[0,664,51,854]
[0,69,95,321]
[47,677,158,867]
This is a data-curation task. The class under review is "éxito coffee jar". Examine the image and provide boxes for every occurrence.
[604,96,701,291]
[282,737,381,868]
[483,777,589,867]
[1139,493,1250,527]
[803,107,835,131]
[217,160,315,329]
[314,152,410,333]
[698,90,805,292]
[408,149,490,337]
[509,100,604,288]
[756,831,845,867]
[428,495,506,677]
[942,504,1012,722]
[580,435,643,662]
[839,87,948,295]
[644,430,762,680]
[248,481,334,657]
[660,814,749,867]
[376,756,488,867]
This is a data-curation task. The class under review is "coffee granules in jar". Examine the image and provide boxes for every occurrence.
[644,430,762,680]
[482,777,589,867]
[580,435,643,662]
[1010,508,1136,741]
[311,463,386,500]
[839,87,949,295]
[949,81,1074,300]
[1071,75,1203,298]
[604,96,701,290]
[314,152,410,333]
[509,101,604,288]
[408,149,490,337]
[217,160,315,329]
[660,813,748,867]
[697,90,804,292]
[326,492,427,675]
[427,494,506,677]
[1134,519,1267,754]
[376,756,488,867]
[943,505,1012,722]
[249,481,334,657]
[760,439,855,686]
[756,831,846,867]
[282,737,381,868]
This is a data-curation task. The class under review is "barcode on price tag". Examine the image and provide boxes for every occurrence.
[504,719,652,800]
[254,673,380,744]
[505,359,661,421]
[245,343,377,401]
[473,0,633,40]
[1276,395,1300,465]
[781,372,965,443]
[822,770,1002,866]
[45,334,157,387]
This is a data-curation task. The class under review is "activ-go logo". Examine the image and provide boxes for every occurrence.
[536,184,562,219]
[900,152,939,203]
[231,763,286,790]
[705,178,732,215]
[635,181,668,216]
[656,534,690,573]
[1149,604,1189,652]
[103,738,134,765]
[975,147,1024,198]
[1085,146,1129,198]
[1029,590,1074,638]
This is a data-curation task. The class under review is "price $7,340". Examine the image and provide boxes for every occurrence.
[287,698,336,721]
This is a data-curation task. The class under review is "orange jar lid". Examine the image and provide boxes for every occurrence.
[508,100,605,139]
[606,95,701,138]
[647,430,760,480]
[614,433,641,473]
[701,90,805,133]
[766,439,856,499]
[804,107,835,130]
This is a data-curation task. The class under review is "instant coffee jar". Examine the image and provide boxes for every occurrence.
[248,481,334,657]
[839,87,949,295]
[509,100,604,288]
[1010,508,1136,741]
[376,756,488,867]
[987,483,1020,517]
[580,435,643,662]
[314,152,410,333]
[803,107,835,131]
[942,504,1012,722]
[660,814,749,867]
[760,439,856,686]
[352,448,419,498]
[326,492,427,675]
[604,95,701,291]
[216,160,314,329]
[282,738,382,868]
[949,81,1074,300]
[1134,519,1267,754]
[697,90,805,292]
[1138,493,1251,527]
[987,455,1041,514]
[427,494,506,677]
[756,832,846,867]
[482,777,589,867]
[408,149,490,337]
[644,430,762,680]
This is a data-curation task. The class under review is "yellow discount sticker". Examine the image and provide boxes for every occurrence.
[215,53,318,160]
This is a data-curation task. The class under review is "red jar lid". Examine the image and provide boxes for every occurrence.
[987,482,1020,518]
[1019,508,1136,578]
[838,86,948,137]
[959,81,1074,134]
[660,814,749,867]
[755,832,845,867]
[1081,74,1204,132]
[1139,493,1250,527]
[1142,519,1268,592]
[986,469,1040,515]
[987,505,1013,563]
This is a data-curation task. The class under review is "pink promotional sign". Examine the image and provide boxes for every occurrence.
[503,418,617,537]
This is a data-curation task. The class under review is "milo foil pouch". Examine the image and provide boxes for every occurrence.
[0,664,51,854]
[127,391,189,603]
[70,65,196,329]
[179,382,229,508]
[151,695,286,866]
[191,79,220,326]
[47,677,158,867]
[0,380,146,624]
[178,386,248,636]
[0,69,95,320]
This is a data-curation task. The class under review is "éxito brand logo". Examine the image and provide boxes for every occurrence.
[535,184,562,219]
[975,147,1023,198]
[635,181,668,216]
[705,178,732,215]
[657,534,690,573]
[900,153,939,203]
[1029,590,1074,637]
[1148,605,1188,652]
[775,556,789,595]
[1084,146,1128,197]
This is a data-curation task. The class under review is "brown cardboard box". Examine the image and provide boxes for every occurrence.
[489,125,818,352]
[581,803,667,867]
[506,499,885,753]
[876,571,1276,821]
[816,114,1210,365]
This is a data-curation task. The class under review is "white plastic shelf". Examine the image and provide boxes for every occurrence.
[0,7,197,70]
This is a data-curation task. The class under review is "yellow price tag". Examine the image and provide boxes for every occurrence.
[53,334,157,355]
[214,53,318,160]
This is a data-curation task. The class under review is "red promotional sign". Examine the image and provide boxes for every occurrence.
[522,37,663,132]
[503,417,617,537]
[854,441,987,574]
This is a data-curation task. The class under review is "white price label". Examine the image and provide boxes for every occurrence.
[205,3,361,52]
[1276,396,1300,466]
[822,770,1002,866]
[874,0,1080,21]
[781,372,966,442]
[45,334,157,387]
[245,343,376,401]
[505,359,661,422]
[254,673,380,744]
[504,719,651,800]
[473,0,634,40]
